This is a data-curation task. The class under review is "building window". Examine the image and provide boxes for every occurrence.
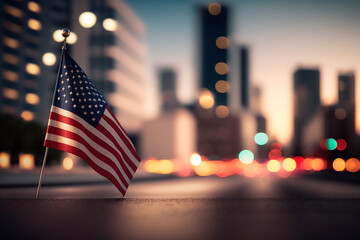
[28,1,41,13]
[25,93,39,105]
[26,63,40,75]
[3,54,19,65]
[5,5,23,18]
[3,70,19,82]
[3,88,19,100]
[4,37,19,49]
[28,19,42,31]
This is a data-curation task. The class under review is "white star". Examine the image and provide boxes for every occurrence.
[57,97,60,100]
[63,94,66,97]
[61,74,63,78]
[65,72,68,75]
[67,78,69,82]
[65,100,68,103]
[61,81,64,84]
[63,66,66,69]
[71,98,75,101]
[88,105,92,109]
[81,105,85,109]
[70,92,73,95]
[97,111,100,114]
[57,89,60,93]
[79,81,82,84]
[92,118,95,121]
[95,104,98,108]
[76,93,79,96]
[88,98,92,101]
[73,104,77,108]
[67,85,71,88]
[71,70,74,73]
[82,93,85,96]
[78,75,81,78]
[84,99,87,102]
[84,111,87,115]
[90,111,94,115]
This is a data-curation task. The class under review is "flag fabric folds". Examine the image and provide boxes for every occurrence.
[44,50,141,196]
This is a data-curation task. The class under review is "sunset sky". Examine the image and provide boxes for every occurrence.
[128,0,360,144]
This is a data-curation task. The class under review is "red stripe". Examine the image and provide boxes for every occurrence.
[44,140,126,195]
[47,126,130,187]
[97,123,137,171]
[48,112,133,175]
[103,108,141,162]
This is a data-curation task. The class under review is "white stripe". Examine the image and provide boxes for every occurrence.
[103,109,135,150]
[99,117,140,168]
[46,133,126,193]
[49,106,135,173]
[48,118,133,181]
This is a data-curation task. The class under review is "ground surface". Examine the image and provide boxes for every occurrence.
[1,175,360,239]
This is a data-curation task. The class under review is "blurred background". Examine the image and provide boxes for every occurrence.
[0,0,359,179]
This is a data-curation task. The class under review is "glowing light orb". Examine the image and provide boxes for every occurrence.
[267,160,281,173]
[254,132,268,145]
[238,150,254,164]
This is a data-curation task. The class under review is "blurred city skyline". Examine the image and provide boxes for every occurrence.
[128,0,360,144]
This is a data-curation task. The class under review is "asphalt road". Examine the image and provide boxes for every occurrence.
[1,175,360,239]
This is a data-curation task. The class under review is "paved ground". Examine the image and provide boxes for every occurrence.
[1,176,360,239]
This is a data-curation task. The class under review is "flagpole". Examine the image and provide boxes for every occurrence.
[35,29,70,199]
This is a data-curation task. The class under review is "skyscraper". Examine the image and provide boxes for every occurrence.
[293,68,320,155]
[199,3,229,107]
[240,46,249,109]
[0,0,72,124]
[72,0,147,135]
[159,68,178,111]
[338,73,355,107]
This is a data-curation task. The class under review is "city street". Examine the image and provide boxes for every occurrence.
[1,175,360,239]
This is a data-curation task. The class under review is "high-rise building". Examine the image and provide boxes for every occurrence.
[72,0,146,136]
[293,68,320,155]
[0,0,72,124]
[159,68,178,111]
[338,73,355,107]
[199,3,229,107]
[240,46,249,109]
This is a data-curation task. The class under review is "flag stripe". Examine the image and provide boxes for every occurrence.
[48,106,133,173]
[46,126,130,187]
[98,117,139,169]
[103,109,141,162]
[105,106,136,150]
[48,110,134,176]
[45,139,125,196]
[47,118,133,181]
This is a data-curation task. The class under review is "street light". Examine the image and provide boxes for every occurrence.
[79,12,97,28]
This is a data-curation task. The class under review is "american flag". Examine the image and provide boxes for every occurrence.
[44,50,141,196]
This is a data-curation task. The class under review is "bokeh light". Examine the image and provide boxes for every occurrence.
[270,143,282,150]
[216,36,229,49]
[63,157,74,170]
[336,139,347,151]
[345,158,360,173]
[283,158,297,172]
[79,12,97,28]
[334,108,346,120]
[301,158,313,170]
[238,150,254,164]
[254,132,268,145]
[215,105,229,118]
[0,152,11,169]
[333,158,345,172]
[312,158,326,171]
[28,1,41,13]
[21,111,34,121]
[28,19,41,31]
[190,153,202,166]
[67,32,78,44]
[103,18,117,31]
[25,93,39,105]
[208,3,221,16]
[268,149,281,159]
[214,62,229,75]
[215,80,229,93]
[53,30,64,42]
[42,52,56,66]
[267,160,281,173]
[19,154,34,170]
[198,89,214,109]
[157,160,174,174]
[325,138,337,150]
[26,63,40,75]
